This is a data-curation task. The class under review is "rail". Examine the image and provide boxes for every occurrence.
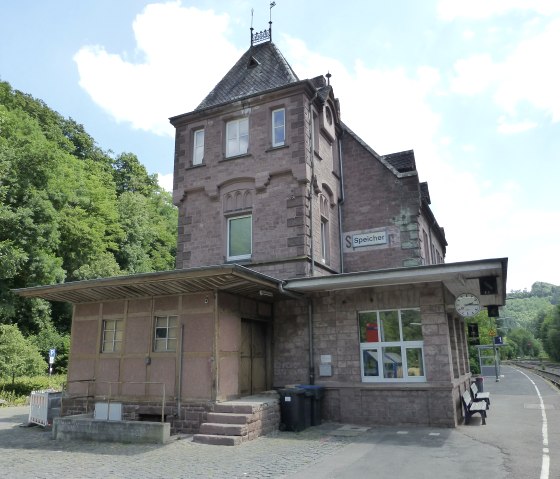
[63,379,167,422]
[509,360,560,389]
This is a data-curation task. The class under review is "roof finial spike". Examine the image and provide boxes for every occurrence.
[250,8,254,46]
[269,2,275,41]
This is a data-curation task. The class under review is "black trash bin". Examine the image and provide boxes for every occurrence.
[296,385,325,426]
[278,388,311,432]
[474,376,484,393]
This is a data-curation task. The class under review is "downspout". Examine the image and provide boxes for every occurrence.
[307,89,319,385]
[308,91,319,277]
[177,324,184,414]
[308,299,315,385]
[277,282,314,384]
[337,129,345,273]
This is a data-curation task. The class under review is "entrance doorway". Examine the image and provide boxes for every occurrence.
[240,319,268,395]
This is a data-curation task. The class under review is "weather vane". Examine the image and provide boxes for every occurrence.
[250,2,276,46]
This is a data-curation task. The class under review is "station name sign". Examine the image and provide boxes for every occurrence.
[346,230,387,249]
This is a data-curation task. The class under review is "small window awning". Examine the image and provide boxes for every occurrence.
[12,264,298,304]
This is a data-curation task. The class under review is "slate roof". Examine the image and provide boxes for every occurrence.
[383,150,416,173]
[196,41,300,111]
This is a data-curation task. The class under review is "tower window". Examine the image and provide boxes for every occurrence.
[272,108,285,147]
[193,129,204,165]
[226,118,249,157]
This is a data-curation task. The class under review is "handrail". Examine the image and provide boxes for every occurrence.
[64,379,167,422]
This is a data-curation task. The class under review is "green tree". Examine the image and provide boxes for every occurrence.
[0,324,46,381]
[112,152,158,196]
[503,327,543,359]
[1,79,177,347]
[541,305,560,361]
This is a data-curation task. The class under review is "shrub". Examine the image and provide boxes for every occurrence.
[0,374,66,405]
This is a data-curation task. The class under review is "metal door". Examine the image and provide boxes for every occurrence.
[240,319,267,395]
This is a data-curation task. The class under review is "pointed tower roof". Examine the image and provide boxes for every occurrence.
[195,41,300,111]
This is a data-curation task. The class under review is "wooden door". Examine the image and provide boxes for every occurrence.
[239,319,267,396]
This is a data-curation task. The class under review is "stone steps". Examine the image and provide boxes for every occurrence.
[192,433,242,446]
[192,393,280,446]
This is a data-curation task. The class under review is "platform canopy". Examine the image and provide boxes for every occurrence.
[12,264,296,304]
[283,258,508,307]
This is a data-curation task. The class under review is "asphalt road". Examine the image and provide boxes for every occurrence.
[0,365,557,478]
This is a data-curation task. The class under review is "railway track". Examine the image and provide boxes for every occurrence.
[509,360,560,389]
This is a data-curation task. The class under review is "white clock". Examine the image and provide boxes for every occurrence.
[455,293,481,317]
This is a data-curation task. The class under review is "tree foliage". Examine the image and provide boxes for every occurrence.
[0,80,177,374]
[0,324,47,380]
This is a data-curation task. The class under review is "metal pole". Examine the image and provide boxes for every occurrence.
[494,343,500,382]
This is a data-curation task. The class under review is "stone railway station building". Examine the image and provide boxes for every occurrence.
[16,27,507,439]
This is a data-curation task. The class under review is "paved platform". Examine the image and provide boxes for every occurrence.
[0,365,558,478]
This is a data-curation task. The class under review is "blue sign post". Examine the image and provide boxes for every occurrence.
[48,349,56,376]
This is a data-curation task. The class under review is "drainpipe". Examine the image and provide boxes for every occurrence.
[308,299,315,385]
[308,90,319,276]
[177,324,184,415]
[337,129,345,273]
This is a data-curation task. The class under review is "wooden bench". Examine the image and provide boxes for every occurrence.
[462,390,488,425]
[471,383,491,408]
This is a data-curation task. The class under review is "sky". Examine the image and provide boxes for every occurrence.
[1,0,559,293]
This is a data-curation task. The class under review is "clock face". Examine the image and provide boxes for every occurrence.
[455,293,481,317]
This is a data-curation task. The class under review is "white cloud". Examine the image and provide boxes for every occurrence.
[157,172,173,192]
[437,0,560,21]
[449,18,560,122]
[74,2,242,137]
[493,18,560,121]
[497,118,537,134]
[449,54,496,96]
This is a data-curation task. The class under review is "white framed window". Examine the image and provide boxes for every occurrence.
[154,315,178,352]
[319,194,330,264]
[320,218,329,263]
[272,108,285,147]
[358,309,425,382]
[193,129,204,165]
[102,319,123,353]
[227,214,252,261]
[226,118,248,157]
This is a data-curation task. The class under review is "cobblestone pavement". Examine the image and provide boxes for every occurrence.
[0,406,353,479]
[3,366,559,479]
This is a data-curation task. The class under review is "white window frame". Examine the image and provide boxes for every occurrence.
[320,217,329,263]
[272,108,285,147]
[193,129,204,165]
[358,309,426,383]
[227,214,252,261]
[101,319,123,353]
[226,118,249,158]
[153,315,178,352]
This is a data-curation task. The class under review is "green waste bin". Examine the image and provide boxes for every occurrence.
[296,385,325,426]
[278,388,312,432]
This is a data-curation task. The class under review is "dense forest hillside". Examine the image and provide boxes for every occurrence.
[501,282,560,360]
[0,81,177,376]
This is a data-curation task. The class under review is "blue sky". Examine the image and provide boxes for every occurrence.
[1,0,559,292]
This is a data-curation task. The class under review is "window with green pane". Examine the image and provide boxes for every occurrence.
[227,215,252,261]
